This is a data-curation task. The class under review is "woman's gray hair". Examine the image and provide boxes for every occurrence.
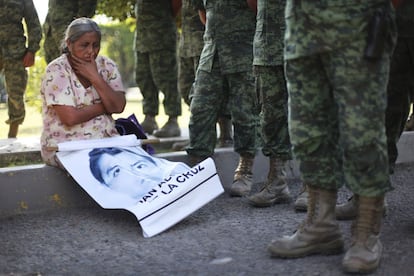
[61,17,101,54]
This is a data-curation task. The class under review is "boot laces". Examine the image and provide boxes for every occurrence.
[266,159,287,189]
[351,198,382,244]
[298,188,317,231]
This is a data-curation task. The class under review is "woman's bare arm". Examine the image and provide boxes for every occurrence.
[53,103,106,127]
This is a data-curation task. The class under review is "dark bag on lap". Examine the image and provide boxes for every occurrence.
[115,114,155,155]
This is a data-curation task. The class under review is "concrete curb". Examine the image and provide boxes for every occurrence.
[0,135,189,167]
[0,132,413,217]
[0,149,290,218]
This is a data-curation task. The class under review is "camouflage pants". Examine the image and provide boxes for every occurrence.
[187,60,259,157]
[135,50,181,117]
[178,55,199,106]
[385,36,414,170]
[181,55,231,119]
[286,49,392,196]
[0,44,27,125]
[255,65,292,160]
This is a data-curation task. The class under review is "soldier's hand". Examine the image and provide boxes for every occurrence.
[23,52,35,67]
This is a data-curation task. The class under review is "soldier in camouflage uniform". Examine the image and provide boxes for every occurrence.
[135,0,182,137]
[0,0,42,138]
[177,0,205,108]
[244,0,294,207]
[385,0,414,173]
[43,0,97,63]
[336,0,414,221]
[173,0,233,150]
[267,1,396,273]
[187,0,259,197]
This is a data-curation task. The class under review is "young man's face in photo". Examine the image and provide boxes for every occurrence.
[97,150,161,197]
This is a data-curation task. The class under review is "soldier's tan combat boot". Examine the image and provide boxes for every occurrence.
[268,186,344,258]
[229,153,254,197]
[294,184,308,211]
[8,122,19,138]
[154,117,181,137]
[141,115,158,134]
[247,158,291,207]
[217,116,233,148]
[336,195,388,220]
[342,196,385,273]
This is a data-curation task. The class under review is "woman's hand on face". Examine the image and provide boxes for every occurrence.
[70,54,100,82]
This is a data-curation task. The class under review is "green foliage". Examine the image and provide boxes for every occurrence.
[96,0,136,21]
[26,47,47,111]
[99,20,136,88]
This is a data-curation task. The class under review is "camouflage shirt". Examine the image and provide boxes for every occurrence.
[44,0,97,26]
[134,0,177,52]
[179,0,204,58]
[198,0,256,74]
[0,0,42,53]
[253,0,285,66]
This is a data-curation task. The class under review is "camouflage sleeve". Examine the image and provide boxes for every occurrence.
[77,0,97,18]
[24,0,42,53]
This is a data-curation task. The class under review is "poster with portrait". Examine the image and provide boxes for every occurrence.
[56,135,224,238]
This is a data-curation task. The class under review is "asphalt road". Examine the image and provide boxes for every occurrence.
[1,162,413,276]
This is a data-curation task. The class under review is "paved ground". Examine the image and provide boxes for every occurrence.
[1,162,413,276]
